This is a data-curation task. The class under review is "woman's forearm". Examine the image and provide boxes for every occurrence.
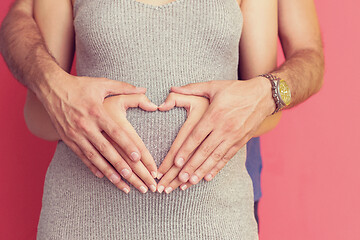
[253,111,281,137]
[24,90,60,141]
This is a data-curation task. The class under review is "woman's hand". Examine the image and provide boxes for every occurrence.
[162,78,275,188]
[103,94,159,193]
[156,92,209,193]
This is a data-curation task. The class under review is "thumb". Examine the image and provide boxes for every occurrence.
[123,94,158,112]
[105,79,146,96]
[170,81,214,99]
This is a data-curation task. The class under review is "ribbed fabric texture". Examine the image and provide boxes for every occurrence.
[37,0,258,239]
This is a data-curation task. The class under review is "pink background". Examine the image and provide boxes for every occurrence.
[0,0,359,239]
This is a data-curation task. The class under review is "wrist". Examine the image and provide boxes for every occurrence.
[33,63,70,102]
[254,76,277,116]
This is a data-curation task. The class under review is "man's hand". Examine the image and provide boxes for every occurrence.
[165,78,275,186]
[103,93,159,193]
[155,92,209,193]
[38,71,158,189]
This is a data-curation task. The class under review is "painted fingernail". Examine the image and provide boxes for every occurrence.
[123,188,130,194]
[180,184,188,191]
[205,173,213,181]
[149,185,157,192]
[165,187,173,194]
[190,175,199,184]
[157,185,165,193]
[120,169,131,178]
[139,186,148,193]
[151,171,157,178]
[95,170,104,178]
[176,157,185,167]
[109,174,120,184]
[130,152,140,161]
[179,173,190,182]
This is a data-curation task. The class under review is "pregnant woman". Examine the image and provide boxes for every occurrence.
[24,0,278,238]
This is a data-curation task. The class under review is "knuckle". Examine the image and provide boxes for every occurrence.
[200,144,212,156]
[186,161,197,171]
[84,150,97,161]
[212,151,223,161]
[209,110,224,123]
[89,106,102,119]
[110,127,122,138]
[65,128,77,139]
[221,155,231,163]
[191,130,203,143]
[113,160,125,170]
[97,141,109,153]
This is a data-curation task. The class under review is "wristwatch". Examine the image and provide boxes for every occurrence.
[260,73,291,115]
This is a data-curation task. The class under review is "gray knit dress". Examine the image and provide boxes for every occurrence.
[37,0,258,239]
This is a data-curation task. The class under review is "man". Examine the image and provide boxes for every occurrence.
[0,0,323,225]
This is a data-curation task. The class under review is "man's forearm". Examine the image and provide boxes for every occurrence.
[272,47,324,109]
[274,0,324,109]
[0,0,61,98]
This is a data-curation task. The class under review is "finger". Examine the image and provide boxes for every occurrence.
[85,126,137,179]
[107,136,157,193]
[73,136,131,193]
[157,166,181,193]
[64,139,104,178]
[122,94,158,112]
[172,112,213,170]
[204,140,247,182]
[113,116,158,178]
[98,111,143,162]
[158,92,177,111]
[179,182,193,191]
[104,79,146,96]
[163,177,184,194]
[190,141,233,184]
[178,132,226,183]
[157,108,203,178]
[170,81,214,99]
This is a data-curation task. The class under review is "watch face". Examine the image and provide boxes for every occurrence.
[278,80,291,106]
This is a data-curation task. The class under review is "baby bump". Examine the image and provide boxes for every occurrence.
[126,106,188,167]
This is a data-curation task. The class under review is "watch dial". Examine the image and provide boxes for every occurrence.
[279,80,291,106]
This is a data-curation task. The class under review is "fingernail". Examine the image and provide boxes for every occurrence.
[205,173,213,181]
[179,173,190,182]
[109,174,120,184]
[150,102,158,108]
[157,185,165,193]
[120,169,131,178]
[180,184,188,191]
[157,173,163,179]
[130,152,140,161]
[123,188,130,194]
[158,103,165,108]
[139,186,148,193]
[190,175,199,184]
[95,170,104,178]
[149,185,157,192]
[151,171,157,178]
[176,157,185,167]
[165,187,173,194]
